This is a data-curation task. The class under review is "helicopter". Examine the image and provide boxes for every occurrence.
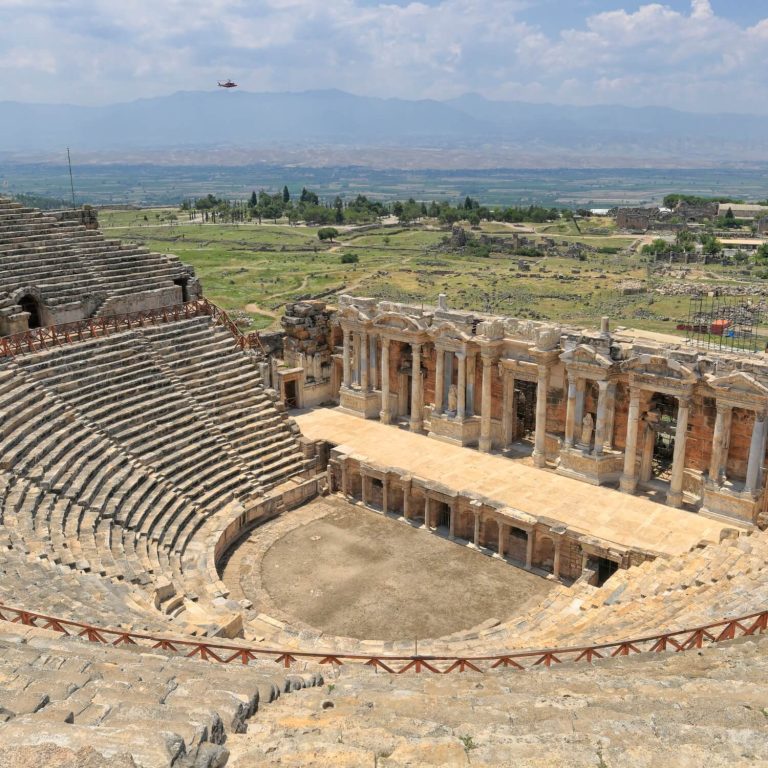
[217,79,238,89]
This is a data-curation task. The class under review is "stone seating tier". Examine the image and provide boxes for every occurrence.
[0,317,309,633]
[0,623,323,768]
[0,196,192,323]
[420,529,768,656]
[227,635,768,768]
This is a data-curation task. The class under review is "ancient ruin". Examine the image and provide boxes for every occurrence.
[277,294,768,529]
[0,196,767,767]
[0,197,201,335]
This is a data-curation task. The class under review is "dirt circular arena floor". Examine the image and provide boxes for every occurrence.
[225,497,552,641]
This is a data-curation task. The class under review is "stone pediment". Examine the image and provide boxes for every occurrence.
[560,344,612,369]
[338,306,372,324]
[620,354,697,383]
[707,371,768,400]
[371,311,426,333]
[428,320,472,343]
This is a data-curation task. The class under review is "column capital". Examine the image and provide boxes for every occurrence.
[381,335,391,348]
[481,354,495,368]
[628,385,643,402]
[716,401,732,415]
[676,394,691,408]
[455,350,467,360]
[597,379,610,392]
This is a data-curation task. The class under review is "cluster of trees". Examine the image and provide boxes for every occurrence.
[641,230,724,258]
[662,194,743,208]
[243,188,391,226]
[13,192,68,210]
[181,187,562,227]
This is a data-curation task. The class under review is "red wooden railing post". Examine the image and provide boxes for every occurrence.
[0,601,763,674]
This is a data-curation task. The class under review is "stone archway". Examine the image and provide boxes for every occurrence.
[173,277,190,303]
[537,536,555,573]
[19,294,43,329]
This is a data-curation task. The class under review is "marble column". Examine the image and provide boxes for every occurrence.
[639,421,655,483]
[423,497,431,528]
[745,413,767,495]
[574,377,586,430]
[342,327,352,388]
[553,539,562,579]
[352,332,361,387]
[360,473,368,506]
[709,403,732,485]
[382,477,389,514]
[360,331,369,392]
[409,342,423,432]
[501,371,516,449]
[380,338,391,423]
[340,460,349,497]
[473,511,481,547]
[434,346,445,416]
[403,483,411,520]
[456,351,467,420]
[593,380,609,456]
[466,352,476,417]
[666,396,690,508]
[603,382,617,451]
[620,387,642,493]
[369,335,377,390]
[448,501,456,539]
[479,356,494,453]
[564,376,578,448]
[525,530,534,569]
[497,523,507,558]
[532,365,550,468]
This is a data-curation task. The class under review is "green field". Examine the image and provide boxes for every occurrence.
[7,163,768,208]
[101,211,766,344]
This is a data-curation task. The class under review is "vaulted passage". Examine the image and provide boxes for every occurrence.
[19,294,42,329]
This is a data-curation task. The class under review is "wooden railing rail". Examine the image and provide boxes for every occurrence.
[0,299,265,357]
[0,602,764,674]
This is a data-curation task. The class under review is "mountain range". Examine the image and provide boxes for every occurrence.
[1,89,766,165]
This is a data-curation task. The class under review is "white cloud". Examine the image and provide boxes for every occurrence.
[0,0,767,113]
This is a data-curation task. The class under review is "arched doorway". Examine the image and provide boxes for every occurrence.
[19,294,42,329]
[537,536,555,573]
[174,277,190,302]
[515,380,537,439]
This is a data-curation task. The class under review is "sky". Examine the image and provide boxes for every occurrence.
[1,0,767,113]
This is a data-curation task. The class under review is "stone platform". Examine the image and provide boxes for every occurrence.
[295,408,735,557]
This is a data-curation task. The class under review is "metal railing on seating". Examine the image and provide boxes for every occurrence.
[0,298,265,357]
[0,602,764,674]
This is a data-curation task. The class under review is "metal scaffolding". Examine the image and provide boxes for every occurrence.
[683,292,763,353]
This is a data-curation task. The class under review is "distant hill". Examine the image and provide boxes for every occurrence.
[2,89,768,164]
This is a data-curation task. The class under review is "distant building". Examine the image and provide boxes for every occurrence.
[616,207,658,230]
[718,203,768,220]
[674,200,719,222]
[719,238,764,252]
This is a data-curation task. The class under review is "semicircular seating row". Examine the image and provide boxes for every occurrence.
[0,316,309,634]
[0,196,188,319]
